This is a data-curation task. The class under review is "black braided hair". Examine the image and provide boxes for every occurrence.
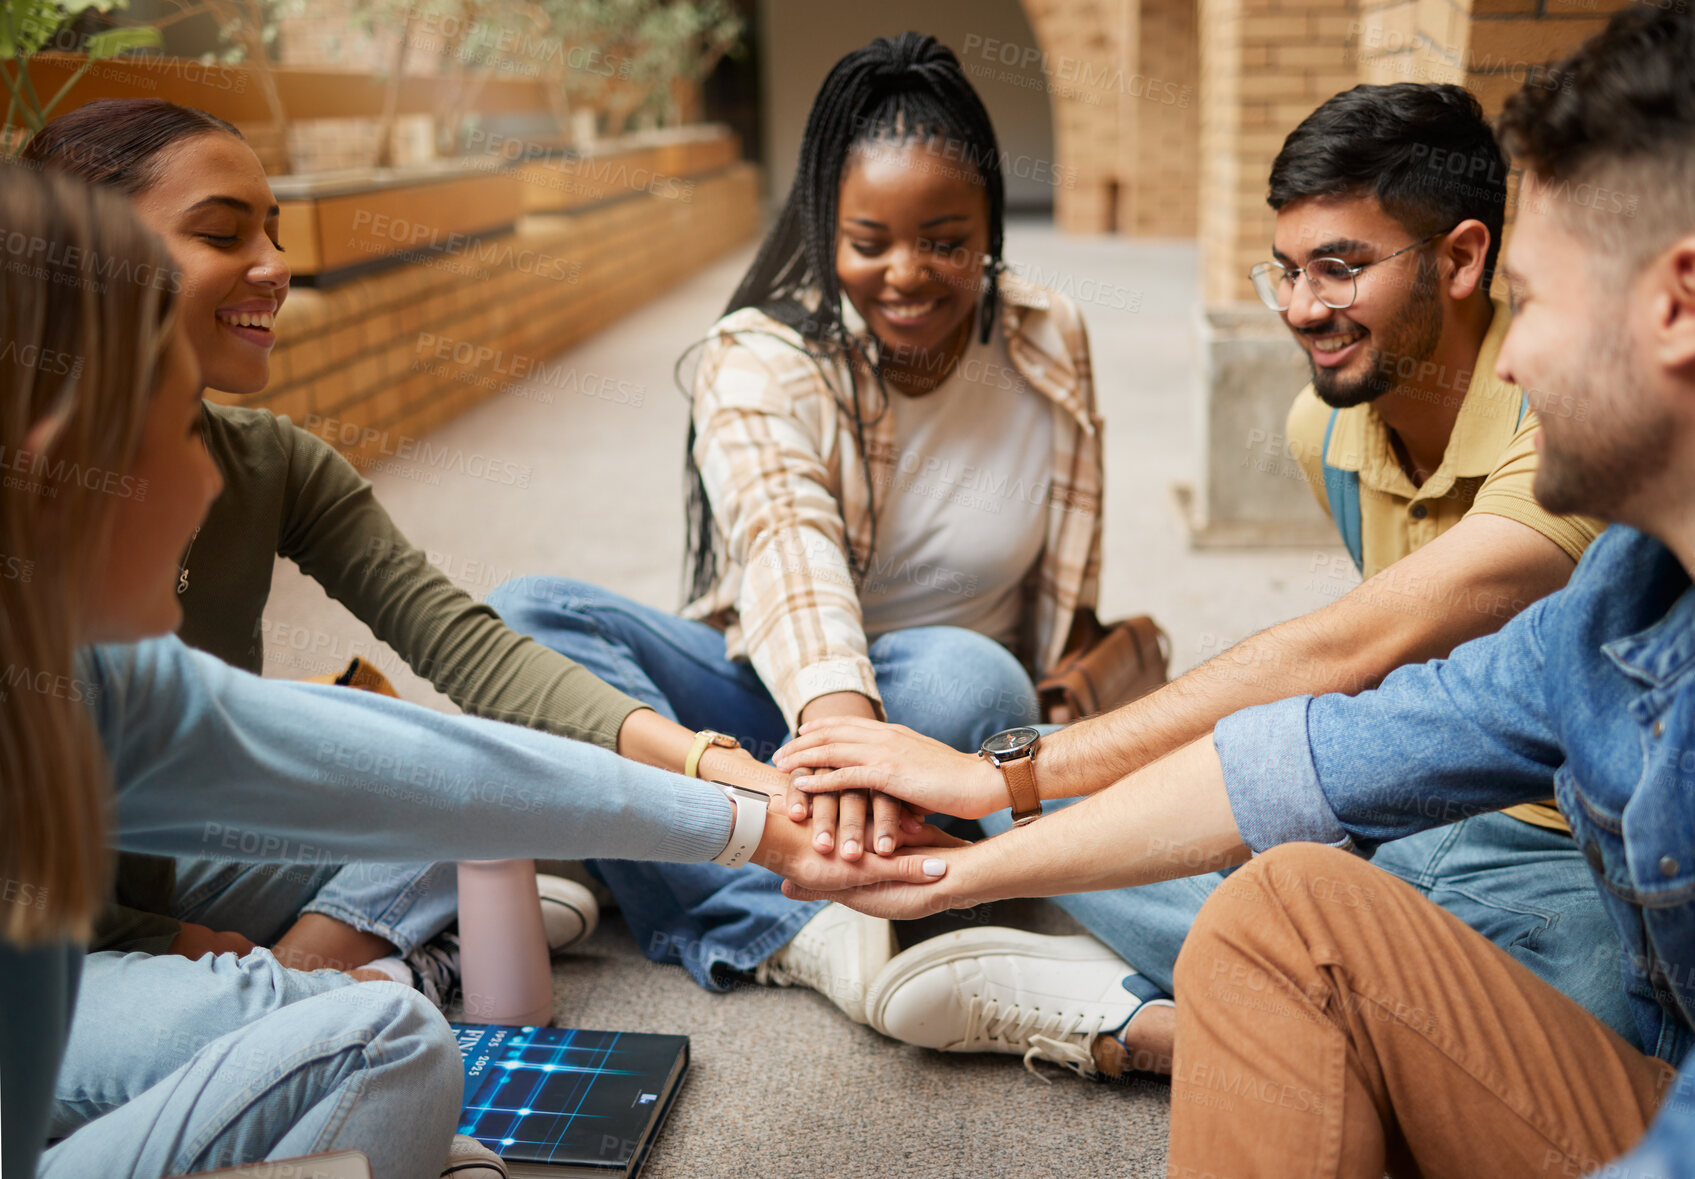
[682,30,1007,605]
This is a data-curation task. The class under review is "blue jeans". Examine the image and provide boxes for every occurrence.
[982,805,1640,1049]
[169,854,457,958]
[487,576,1040,989]
[43,950,460,1177]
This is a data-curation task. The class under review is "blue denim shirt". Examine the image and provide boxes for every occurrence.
[1215,524,1695,1177]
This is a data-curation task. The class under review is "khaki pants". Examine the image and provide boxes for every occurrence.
[1169,843,1677,1179]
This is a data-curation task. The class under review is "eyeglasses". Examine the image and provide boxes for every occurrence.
[1248,227,1453,312]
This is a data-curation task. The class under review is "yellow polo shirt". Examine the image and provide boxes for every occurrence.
[1286,302,1602,834]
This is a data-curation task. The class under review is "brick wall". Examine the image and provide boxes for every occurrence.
[1019,0,1629,250]
[1019,0,1131,232]
[1355,0,1467,85]
[1196,0,1359,301]
[207,164,760,468]
[1191,0,1633,301]
[1016,0,1201,236]
[1120,0,1199,235]
[1197,0,1242,297]
[1463,1,1617,112]
[1354,0,1618,100]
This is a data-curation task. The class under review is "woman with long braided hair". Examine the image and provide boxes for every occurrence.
[490,32,1104,1021]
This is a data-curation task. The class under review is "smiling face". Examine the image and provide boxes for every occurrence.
[1271,195,1445,409]
[835,137,990,388]
[1495,181,1670,522]
[85,328,224,642]
[130,132,289,395]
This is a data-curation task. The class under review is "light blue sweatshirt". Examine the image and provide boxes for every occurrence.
[0,635,735,1178]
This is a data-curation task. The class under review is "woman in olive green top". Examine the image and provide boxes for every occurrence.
[23,99,821,983]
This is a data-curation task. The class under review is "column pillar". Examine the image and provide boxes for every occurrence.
[1184,0,1360,546]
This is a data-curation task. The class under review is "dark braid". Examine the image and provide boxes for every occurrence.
[682,31,1007,605]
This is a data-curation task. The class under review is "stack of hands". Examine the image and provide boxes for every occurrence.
[738,717,1007,919]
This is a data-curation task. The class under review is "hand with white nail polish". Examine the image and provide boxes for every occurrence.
[776,843,979,920]
[748,791,968,898]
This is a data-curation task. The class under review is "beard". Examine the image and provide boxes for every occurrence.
[1533,320,1670,520]
[1309,256,1444,410]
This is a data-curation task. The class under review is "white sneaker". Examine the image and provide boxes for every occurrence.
[538,860,616,911]
[537,873,599,955]
[865,927,1164,1081]
[441,1133,507,1177]
[754,903,897,1024]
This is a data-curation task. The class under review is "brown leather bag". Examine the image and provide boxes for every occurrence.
[1036,610,1170,722]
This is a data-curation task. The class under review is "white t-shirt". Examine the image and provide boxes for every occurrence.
[858,325,1053,647]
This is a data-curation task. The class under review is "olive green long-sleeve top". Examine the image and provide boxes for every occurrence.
[94,402,649,952]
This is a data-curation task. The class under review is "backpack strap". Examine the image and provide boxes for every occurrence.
[1321,407,1365,574]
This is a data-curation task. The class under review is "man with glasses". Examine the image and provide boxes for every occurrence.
[790,12,1695,1172]
[775,82,1622,1082]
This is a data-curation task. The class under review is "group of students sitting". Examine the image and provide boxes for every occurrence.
[2,8,1694,1178]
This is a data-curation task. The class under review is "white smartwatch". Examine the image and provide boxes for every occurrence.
[709,781,770,869]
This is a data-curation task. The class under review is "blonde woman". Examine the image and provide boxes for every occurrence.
[0,165,929,1179]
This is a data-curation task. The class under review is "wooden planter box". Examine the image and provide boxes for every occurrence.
[267,128,742,280]
[21,53,758,457]
[514,127,742,214]
[271,165,525,281]
[207,163,762,469]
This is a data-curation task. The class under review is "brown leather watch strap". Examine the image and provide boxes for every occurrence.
[1002,755,1042,826]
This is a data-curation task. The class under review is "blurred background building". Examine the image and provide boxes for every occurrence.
[5,0,1634,542]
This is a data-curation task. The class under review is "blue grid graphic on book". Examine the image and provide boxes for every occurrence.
[453,1023,687,1170]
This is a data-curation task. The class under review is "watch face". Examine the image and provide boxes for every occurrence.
[982,726,1040,757]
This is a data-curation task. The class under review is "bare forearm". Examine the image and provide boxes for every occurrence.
[800,691,880,725]
[1037,517,1577,799]
[615,707,789,794]
[1037,611,1366,799]
[957,736,1249,903]
[615,706,692,770]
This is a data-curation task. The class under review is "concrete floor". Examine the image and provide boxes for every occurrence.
[259,220,1350,1177]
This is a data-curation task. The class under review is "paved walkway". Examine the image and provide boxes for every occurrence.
[259,219,1351,1178]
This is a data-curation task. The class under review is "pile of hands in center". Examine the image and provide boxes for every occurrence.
[761,716,1006,918]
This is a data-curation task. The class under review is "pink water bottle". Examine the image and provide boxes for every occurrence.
[456,859,554,1027]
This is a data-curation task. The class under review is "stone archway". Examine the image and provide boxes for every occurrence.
[1013,0,1198,236]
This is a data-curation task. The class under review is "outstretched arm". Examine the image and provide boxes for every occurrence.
[782,736,1245,917]
[89,636,945,897]
[1035,512,1575,798]
[777,512,1576,819]
[784,585,1567,918]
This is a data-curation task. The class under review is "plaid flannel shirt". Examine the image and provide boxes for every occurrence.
[682,272,1104,730]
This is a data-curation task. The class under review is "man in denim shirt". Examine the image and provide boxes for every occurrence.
[788,9,1695,1174]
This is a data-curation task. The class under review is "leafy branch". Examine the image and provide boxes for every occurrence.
[0,0,160,155]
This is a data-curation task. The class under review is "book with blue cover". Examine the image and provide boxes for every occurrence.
[452,1023,690,1178]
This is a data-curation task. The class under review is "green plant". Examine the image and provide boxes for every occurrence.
[624,0,738,127]
[0,0,160,154]
[540,0,740,138]
[335,0,540,164]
